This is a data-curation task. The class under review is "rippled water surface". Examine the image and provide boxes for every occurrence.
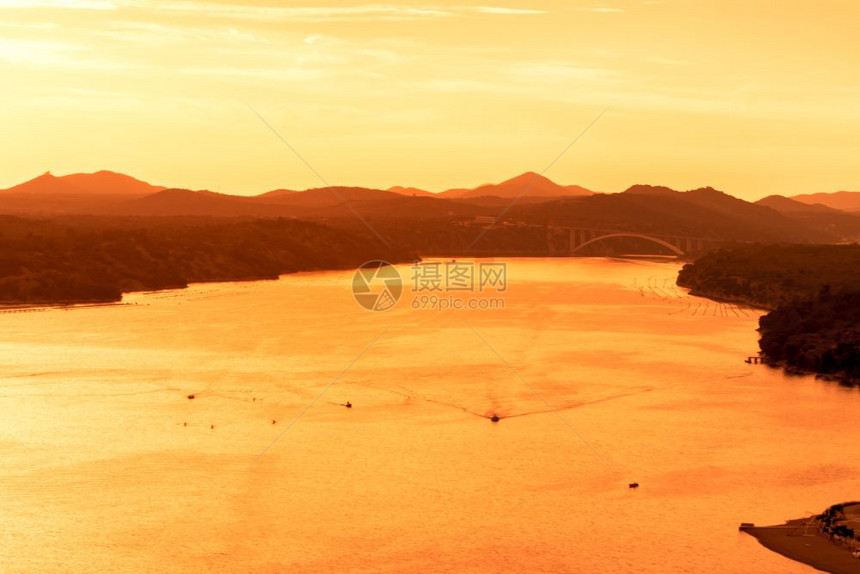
[2,258,858,573]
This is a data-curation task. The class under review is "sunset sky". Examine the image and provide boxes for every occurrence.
[1,0,858,199]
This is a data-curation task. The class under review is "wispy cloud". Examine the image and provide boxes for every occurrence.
[182,66,329,82]
[514,61,619,83]
[0,21,59,29]
[427,78,501,92]
[587,6,624,13]
[0,0,116,8]
[121,2,455,21]
[68,2,549,21]
[0,37,119,68]
[472,6,547,15]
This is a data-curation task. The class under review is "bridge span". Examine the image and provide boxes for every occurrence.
[557,227,723,257]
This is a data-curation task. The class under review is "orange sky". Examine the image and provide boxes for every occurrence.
[1,1,858,199]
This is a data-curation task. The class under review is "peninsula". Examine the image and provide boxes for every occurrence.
[742,502,860,574]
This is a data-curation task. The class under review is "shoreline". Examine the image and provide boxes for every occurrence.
[678,288,859,388]
[682,288,773,312]
[676,245,860,388]
[0,301,128,313]
[0,254,675,311]
[742,508,860,574]
[0,262,399,310]
[743,521,860,574]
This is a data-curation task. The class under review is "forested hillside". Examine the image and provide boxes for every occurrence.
[677,244,860,383]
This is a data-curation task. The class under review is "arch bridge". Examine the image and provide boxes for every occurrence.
[565,228,719,256]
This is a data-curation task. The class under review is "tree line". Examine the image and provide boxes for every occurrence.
[678,243,860,383]
[0,216,413,305]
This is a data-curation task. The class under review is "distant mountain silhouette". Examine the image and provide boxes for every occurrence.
[756,195,841,214]
[101,186,483,219]
[756,195,860,240]
[565,185,593,195]
[623,184,677,197]
[0,170,167,215]
[441,172,592,199]
[257,186,403,208]
[388,186,436,198]
[2,170,164,196]
[509,184,855,242]
[790,191,860,213]
[2,172,83,195]
[61,170,166,195]
[253,187,481,219]
[0,170,591,216]
[1,170,857,242]
[258,188,298,198]
[110,189,268,217]
[622,184,789,229]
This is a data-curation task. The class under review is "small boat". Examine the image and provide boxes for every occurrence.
[490,415,500,422]
[628,482,639,489]
[345,401,352,408]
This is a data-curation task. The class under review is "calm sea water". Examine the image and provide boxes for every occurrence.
[2,258,858,573]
